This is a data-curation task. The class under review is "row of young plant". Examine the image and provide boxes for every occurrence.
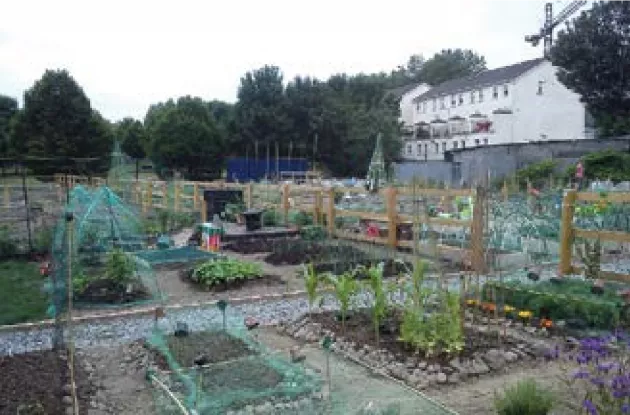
[303,260,464,356]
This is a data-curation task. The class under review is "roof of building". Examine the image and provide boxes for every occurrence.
[412,58,546,103]
[387,82,428,100]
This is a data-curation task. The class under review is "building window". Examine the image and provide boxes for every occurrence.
[440,97,446,109]
[461,140,466,148]
[453,141,459,149]
[492,86,498,99]
[442,142,447,152]
[458,94,463,105]
[434,143,439,153]
[417,143,422,154]
[451,95,456,107]
[424,144,428,155]
[537,81,544,95]
[479,89,484,102]
[470,91,475,104]
[503,85,509,97]
[407,144,412,155]
[483,138,488,145]
[416,102,420,112]
[475,139,480,145]
[432,99,437,111]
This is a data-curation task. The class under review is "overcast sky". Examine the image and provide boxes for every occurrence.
[0,0,590,121]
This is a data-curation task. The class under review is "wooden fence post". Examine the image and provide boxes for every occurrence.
[327,188,335,237]
[174,182,180,212]
[502,180,508,202]
[246,183,253,210]
[145,181,152,213]
[201,199,208,223]
[386,187,398,248]
[3,185,9,208]
[193,183,199,209]
[314,190,323,225]
[162,182,168,209]
[282,184,290,224]
[559,189,577,276]
[471,186,486,274]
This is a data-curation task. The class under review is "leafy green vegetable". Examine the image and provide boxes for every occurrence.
[191,258,263,287]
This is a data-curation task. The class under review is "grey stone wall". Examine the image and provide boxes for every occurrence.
[393,137,630,186]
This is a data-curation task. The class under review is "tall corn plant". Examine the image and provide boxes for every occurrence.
[303,263,322,316]
[327,273,357,335]
[364,263,387,346]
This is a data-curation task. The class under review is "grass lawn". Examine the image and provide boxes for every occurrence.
[0,261,47,326]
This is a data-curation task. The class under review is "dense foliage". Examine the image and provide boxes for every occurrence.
[11,70,113,174]
[191,257,263,287]
[0,47,490,178]
[552,1,630,136]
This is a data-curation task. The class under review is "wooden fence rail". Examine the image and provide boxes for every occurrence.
[559,189,630,282]
[51,175,630,281]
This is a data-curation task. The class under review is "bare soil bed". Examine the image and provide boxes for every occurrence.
[152,331,255,369]
[0,349,92,415]
[309,310,517,366]
[75,279,151,305]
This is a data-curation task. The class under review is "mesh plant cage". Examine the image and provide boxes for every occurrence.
[46,185,162,330]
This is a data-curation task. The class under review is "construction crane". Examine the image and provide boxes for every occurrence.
[525,1,587,59]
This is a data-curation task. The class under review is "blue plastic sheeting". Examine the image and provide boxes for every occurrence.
[227,157,309,182]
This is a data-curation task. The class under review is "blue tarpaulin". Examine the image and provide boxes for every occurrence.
[227,157,309,182]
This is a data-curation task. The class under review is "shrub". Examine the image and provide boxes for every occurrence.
[0,225,18,259]
[484,279,623,329]
[299,225,327,241]
[105,248,135,284]
[191,257,262,287]
[494,379,554,415]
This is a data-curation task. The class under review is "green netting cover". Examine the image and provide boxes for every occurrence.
[135,246,218,265]
[46,185,162,324]
[146,327,323,414]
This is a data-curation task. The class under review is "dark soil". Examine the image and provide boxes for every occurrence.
[264,241,369,266]
[0,349,93,415]
[310,309,518,366]
[75,278,150,304]
[180,269,286,292]
[225,238,296,255]
[314,258,411,279]
[151,331,255,369]
[149,332,288,411]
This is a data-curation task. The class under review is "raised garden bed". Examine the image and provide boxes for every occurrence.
[264,241,370,266]
[74,278,151,304]
[280,311,551,391]
[147,331,322,413]
[483,278,629,330]
[181,257,286,292]
[313,259,411,279]
[0,349,92,415]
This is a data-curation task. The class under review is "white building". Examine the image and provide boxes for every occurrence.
[399,58,592,161]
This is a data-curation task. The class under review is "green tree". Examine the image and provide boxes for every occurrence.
[12,70,112,175]
[147,96,226,180]
[235,65,290,168]
[0,95,18,170]
[420,49,487,86]
[116,118,146,179]
[551,1,630,136]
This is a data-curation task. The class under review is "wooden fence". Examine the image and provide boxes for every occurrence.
[53,175,630,281]
[559,189,630,282]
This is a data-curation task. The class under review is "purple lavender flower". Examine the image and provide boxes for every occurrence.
[583,399,598,415]
[612,389,628,399]
[573,369,591,379]
[590,377,606,386]
[622,403,630,413]
[597,362,616,373]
